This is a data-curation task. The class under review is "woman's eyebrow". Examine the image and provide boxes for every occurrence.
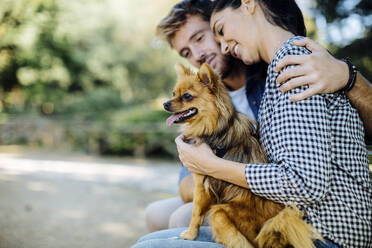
[212,21,217,35]
[212,17,222,36]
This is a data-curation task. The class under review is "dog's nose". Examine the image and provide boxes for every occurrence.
[163,101,171,111]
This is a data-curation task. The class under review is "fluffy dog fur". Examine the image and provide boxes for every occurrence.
[164,63,322,248]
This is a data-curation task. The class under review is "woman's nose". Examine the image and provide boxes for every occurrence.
[220,41,229,55]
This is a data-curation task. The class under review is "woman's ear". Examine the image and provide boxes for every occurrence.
[242,0,257,14]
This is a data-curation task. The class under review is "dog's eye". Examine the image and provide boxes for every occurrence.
[172,92,175,97]
[182,93,193,101]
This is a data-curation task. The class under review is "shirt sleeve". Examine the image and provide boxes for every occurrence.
[245,46,333,205]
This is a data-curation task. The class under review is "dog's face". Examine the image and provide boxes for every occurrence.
[164,63,220,131]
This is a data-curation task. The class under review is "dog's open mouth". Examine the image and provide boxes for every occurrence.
[166,108,198,126]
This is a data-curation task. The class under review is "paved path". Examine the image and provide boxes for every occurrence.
[0,151,179,248]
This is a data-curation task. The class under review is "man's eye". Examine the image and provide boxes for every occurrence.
[182,93,193,101]
[181,50,190,58]
[196,35,204,42]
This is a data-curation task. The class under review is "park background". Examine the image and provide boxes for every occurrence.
[0,0,371,247]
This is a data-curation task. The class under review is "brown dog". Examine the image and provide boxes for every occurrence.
[164,63,321,248]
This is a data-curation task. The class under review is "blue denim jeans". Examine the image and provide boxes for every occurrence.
[131,227,340,248]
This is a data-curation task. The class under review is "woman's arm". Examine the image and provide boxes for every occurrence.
[175,135,248,188]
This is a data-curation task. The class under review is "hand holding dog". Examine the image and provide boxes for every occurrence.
[175,134,218,176]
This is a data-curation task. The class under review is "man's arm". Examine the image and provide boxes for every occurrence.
[275,37,372,139]
[347,73,372,140]
[179,174,194,203]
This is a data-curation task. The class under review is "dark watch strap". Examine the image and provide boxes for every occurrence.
[338,58,357,94]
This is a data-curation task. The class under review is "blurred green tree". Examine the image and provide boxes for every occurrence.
[314,0,372,80]
[0,0,180,114]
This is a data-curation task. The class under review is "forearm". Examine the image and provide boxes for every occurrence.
[179,174,194,203]
[346,73,372,140]
[211,156,328,204]
[210,157,248,189]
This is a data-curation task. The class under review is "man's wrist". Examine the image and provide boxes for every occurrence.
[337,59,349,90]
[337,58,357,94]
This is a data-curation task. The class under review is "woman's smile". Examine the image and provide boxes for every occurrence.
[231,44,239,59]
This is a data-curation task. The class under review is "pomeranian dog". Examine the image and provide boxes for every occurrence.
[163,63,322,248]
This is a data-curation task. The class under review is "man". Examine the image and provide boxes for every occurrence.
[145,0,372,234]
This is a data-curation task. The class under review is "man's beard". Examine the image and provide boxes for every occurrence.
[220,56,239,79]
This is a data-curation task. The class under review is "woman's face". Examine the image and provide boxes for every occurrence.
[210,2,260,65]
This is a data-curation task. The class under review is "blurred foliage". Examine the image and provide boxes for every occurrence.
[0,106,179,158]
[315,0,372,80]
[0,0,179,114]
[0,0,181,158]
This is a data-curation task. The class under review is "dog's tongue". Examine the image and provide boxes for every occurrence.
[166,113,183,126]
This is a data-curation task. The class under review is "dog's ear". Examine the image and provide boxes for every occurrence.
[175,63,193,78]
[197,63,218,90]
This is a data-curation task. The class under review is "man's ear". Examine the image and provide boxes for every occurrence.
[174,63,192,78]
[197,63,218,90]
[242,0,256,14]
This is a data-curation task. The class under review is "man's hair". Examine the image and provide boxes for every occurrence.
[156,0,213,46]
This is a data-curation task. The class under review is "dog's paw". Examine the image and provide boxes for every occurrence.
[180,229,198,240]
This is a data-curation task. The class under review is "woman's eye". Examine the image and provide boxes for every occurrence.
[182,93,193,101]
[218,26,224,36]
[196,35,203,42]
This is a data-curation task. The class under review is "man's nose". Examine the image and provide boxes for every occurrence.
[196,51,206,65]
[220,41,229,55]
[163,101,171,111]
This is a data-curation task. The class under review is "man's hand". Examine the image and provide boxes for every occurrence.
[275,37,349,102]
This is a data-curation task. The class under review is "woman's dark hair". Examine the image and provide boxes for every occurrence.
[212,0,306,37]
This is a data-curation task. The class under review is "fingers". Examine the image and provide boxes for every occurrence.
[275,55,307,73]
[182,161,195,170]
[276,66,306,84]
[289,86,320,102]
[279,76,312,93]
[292,37,324,52]
[175,134,185,146]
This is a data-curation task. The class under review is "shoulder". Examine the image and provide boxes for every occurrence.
[270,36,311,69]
[266,36,311,85]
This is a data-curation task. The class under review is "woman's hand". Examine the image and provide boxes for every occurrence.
[275,37,349,102]
[175,134,218,176]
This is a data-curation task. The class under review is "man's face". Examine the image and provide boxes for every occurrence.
[171,15,230,77]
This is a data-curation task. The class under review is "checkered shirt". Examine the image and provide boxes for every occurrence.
[245,36,372,248]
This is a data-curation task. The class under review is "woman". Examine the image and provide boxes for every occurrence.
[132,0,371,247]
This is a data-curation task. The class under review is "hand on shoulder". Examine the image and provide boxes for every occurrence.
[275,37,349,102]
